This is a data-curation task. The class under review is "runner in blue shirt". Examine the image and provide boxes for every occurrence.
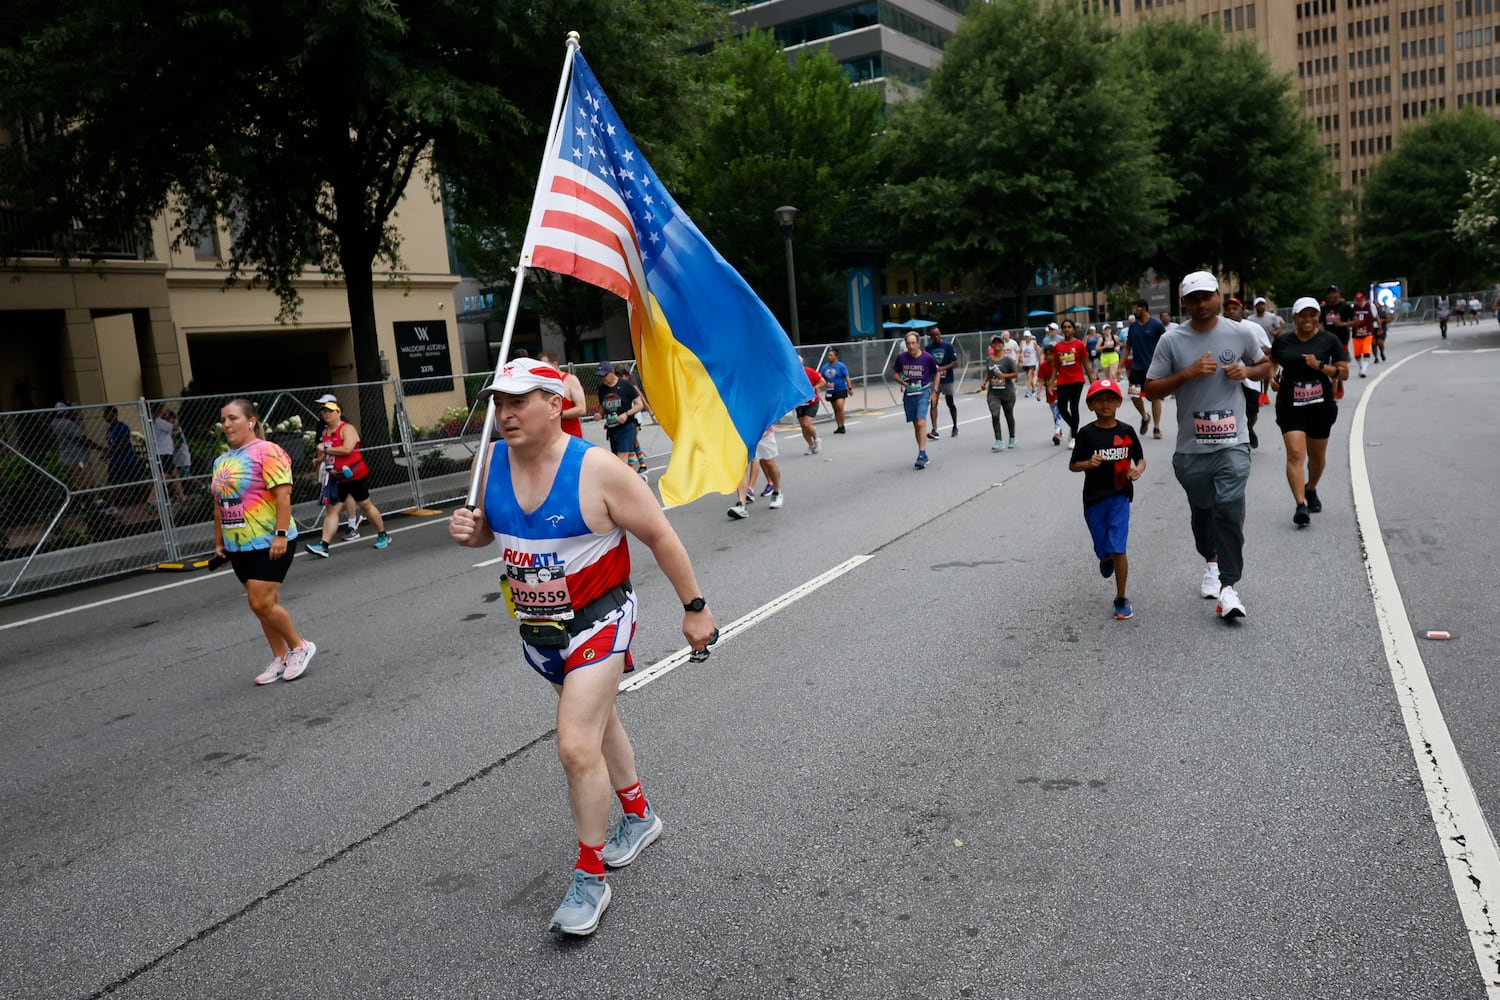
[1122,298,1167,439]
[926,327,961,439]
[820,348,852,434]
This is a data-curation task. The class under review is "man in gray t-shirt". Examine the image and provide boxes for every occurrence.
[1145,270,1271,621]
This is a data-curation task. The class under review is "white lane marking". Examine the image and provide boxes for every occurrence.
[1433,348,1500,354]
[619,554,872,692]
[472,555,506,568]
[0,515,452,632]
[1351,348,1500,996]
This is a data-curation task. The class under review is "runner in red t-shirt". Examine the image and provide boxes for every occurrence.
[796,366,827,455]
[1037,346,1065,445]
[1051,319,1094,445]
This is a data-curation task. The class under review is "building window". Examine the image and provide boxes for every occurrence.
[193,226,220,261]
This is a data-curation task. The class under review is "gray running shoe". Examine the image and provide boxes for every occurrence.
[603,809,662,868]
[549,869,611,936]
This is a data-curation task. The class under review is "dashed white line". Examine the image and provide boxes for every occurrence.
[1351,347,1500,997]
[0,515,453,632]
[619,554,872,692]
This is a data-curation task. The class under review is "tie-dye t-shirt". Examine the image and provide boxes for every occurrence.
[211,437,296,551]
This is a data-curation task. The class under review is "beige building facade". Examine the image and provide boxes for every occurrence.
[1104,0,1497,190]
[0,185,463,413]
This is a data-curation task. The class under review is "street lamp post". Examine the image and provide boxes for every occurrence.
[775,205,800,346]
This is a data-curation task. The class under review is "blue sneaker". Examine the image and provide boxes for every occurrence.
[760,482,775,497]
[305,540,330,558]
[373,532,391,549]
[603,808,663,868]
[992,439,1004,452]
[1113,597,1133,621]
[914,451,929,470]
[1008,438,1017,449]
[549,869,611,936]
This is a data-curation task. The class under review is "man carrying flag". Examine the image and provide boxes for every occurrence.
[520,40,809,508]
[450,358,717,936]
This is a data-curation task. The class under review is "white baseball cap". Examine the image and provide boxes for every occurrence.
[1047,322,1059,331]
[1292,296,1321,315]
[1253,296,1267,307]
[478,357,566,398]
[1181,271,1219,296]
[313,393,340,405]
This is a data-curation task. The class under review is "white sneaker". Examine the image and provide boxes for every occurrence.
[281,640,317,681]
[254,656,285,686]
[1216,584,1247,619]
[768,492,784,509]
[810,438,821,455]
[727,504,749,520]
[1200,563,1221,599]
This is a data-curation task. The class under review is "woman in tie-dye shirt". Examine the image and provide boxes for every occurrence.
[211,398,318,686]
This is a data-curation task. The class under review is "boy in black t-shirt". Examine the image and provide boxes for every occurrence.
[1069,378,1147,620]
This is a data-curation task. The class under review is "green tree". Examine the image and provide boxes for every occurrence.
[1454,154,1500,264]
[674,30,886,343]
[1115,19,1334,300]
[1356,107,1500,292]
[877,0,1167,319]
[1,0,711,392]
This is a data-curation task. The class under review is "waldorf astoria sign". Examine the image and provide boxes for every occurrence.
[392,319,454,395]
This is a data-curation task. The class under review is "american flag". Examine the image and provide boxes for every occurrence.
[517,50,811,507]
[521,56,668,306]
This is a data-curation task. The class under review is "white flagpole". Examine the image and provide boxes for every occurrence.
[466,31,582,510]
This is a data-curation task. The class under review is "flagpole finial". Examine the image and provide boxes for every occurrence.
[567,30,581,46]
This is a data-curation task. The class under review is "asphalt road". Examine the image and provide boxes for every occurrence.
[1,319,1495,1000]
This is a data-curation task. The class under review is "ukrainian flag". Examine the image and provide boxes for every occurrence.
[521,50,810,507]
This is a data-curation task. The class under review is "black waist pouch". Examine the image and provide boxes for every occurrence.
[518,620,571,649]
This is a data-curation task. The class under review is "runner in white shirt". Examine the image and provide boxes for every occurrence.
[1225,296,1273,450]
[1019,331,1040,397]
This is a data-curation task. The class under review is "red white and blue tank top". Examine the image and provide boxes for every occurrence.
[483,436,631,621]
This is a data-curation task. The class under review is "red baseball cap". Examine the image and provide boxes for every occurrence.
[1087,378,1124,401]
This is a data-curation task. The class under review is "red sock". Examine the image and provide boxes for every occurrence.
[615,781,649,819]
[576,841,605,876]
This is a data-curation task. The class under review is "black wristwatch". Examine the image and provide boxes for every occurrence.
[274,529,289,538]
[683,597,706,613]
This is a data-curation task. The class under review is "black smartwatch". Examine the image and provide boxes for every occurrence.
[274,529,289,538]
[683,597,706,613]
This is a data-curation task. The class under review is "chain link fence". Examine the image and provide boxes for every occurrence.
[1,328,1072,601]
[0,361,705,601]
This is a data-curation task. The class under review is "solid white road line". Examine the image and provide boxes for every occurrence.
[1351,347,1500,996]
[0,515,453,633]
[619,554,873,692]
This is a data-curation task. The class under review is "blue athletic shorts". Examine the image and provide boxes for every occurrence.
[606,420,639,455]
[1083,493,1131,559]
[902,386,932,423]
[520,594,637,686]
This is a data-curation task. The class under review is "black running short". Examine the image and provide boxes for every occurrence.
[795,402,819,419]
[336,475,372,503]
[228,546,295,585]
[1275,400,1338,440]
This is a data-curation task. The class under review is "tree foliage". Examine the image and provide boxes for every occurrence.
[877,0,1169,312]
[1115,19,1333,298]
[1453,154,1500,266]
[1356,107,1500,291]
[1,0,712,388]
[673,30,886,341]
